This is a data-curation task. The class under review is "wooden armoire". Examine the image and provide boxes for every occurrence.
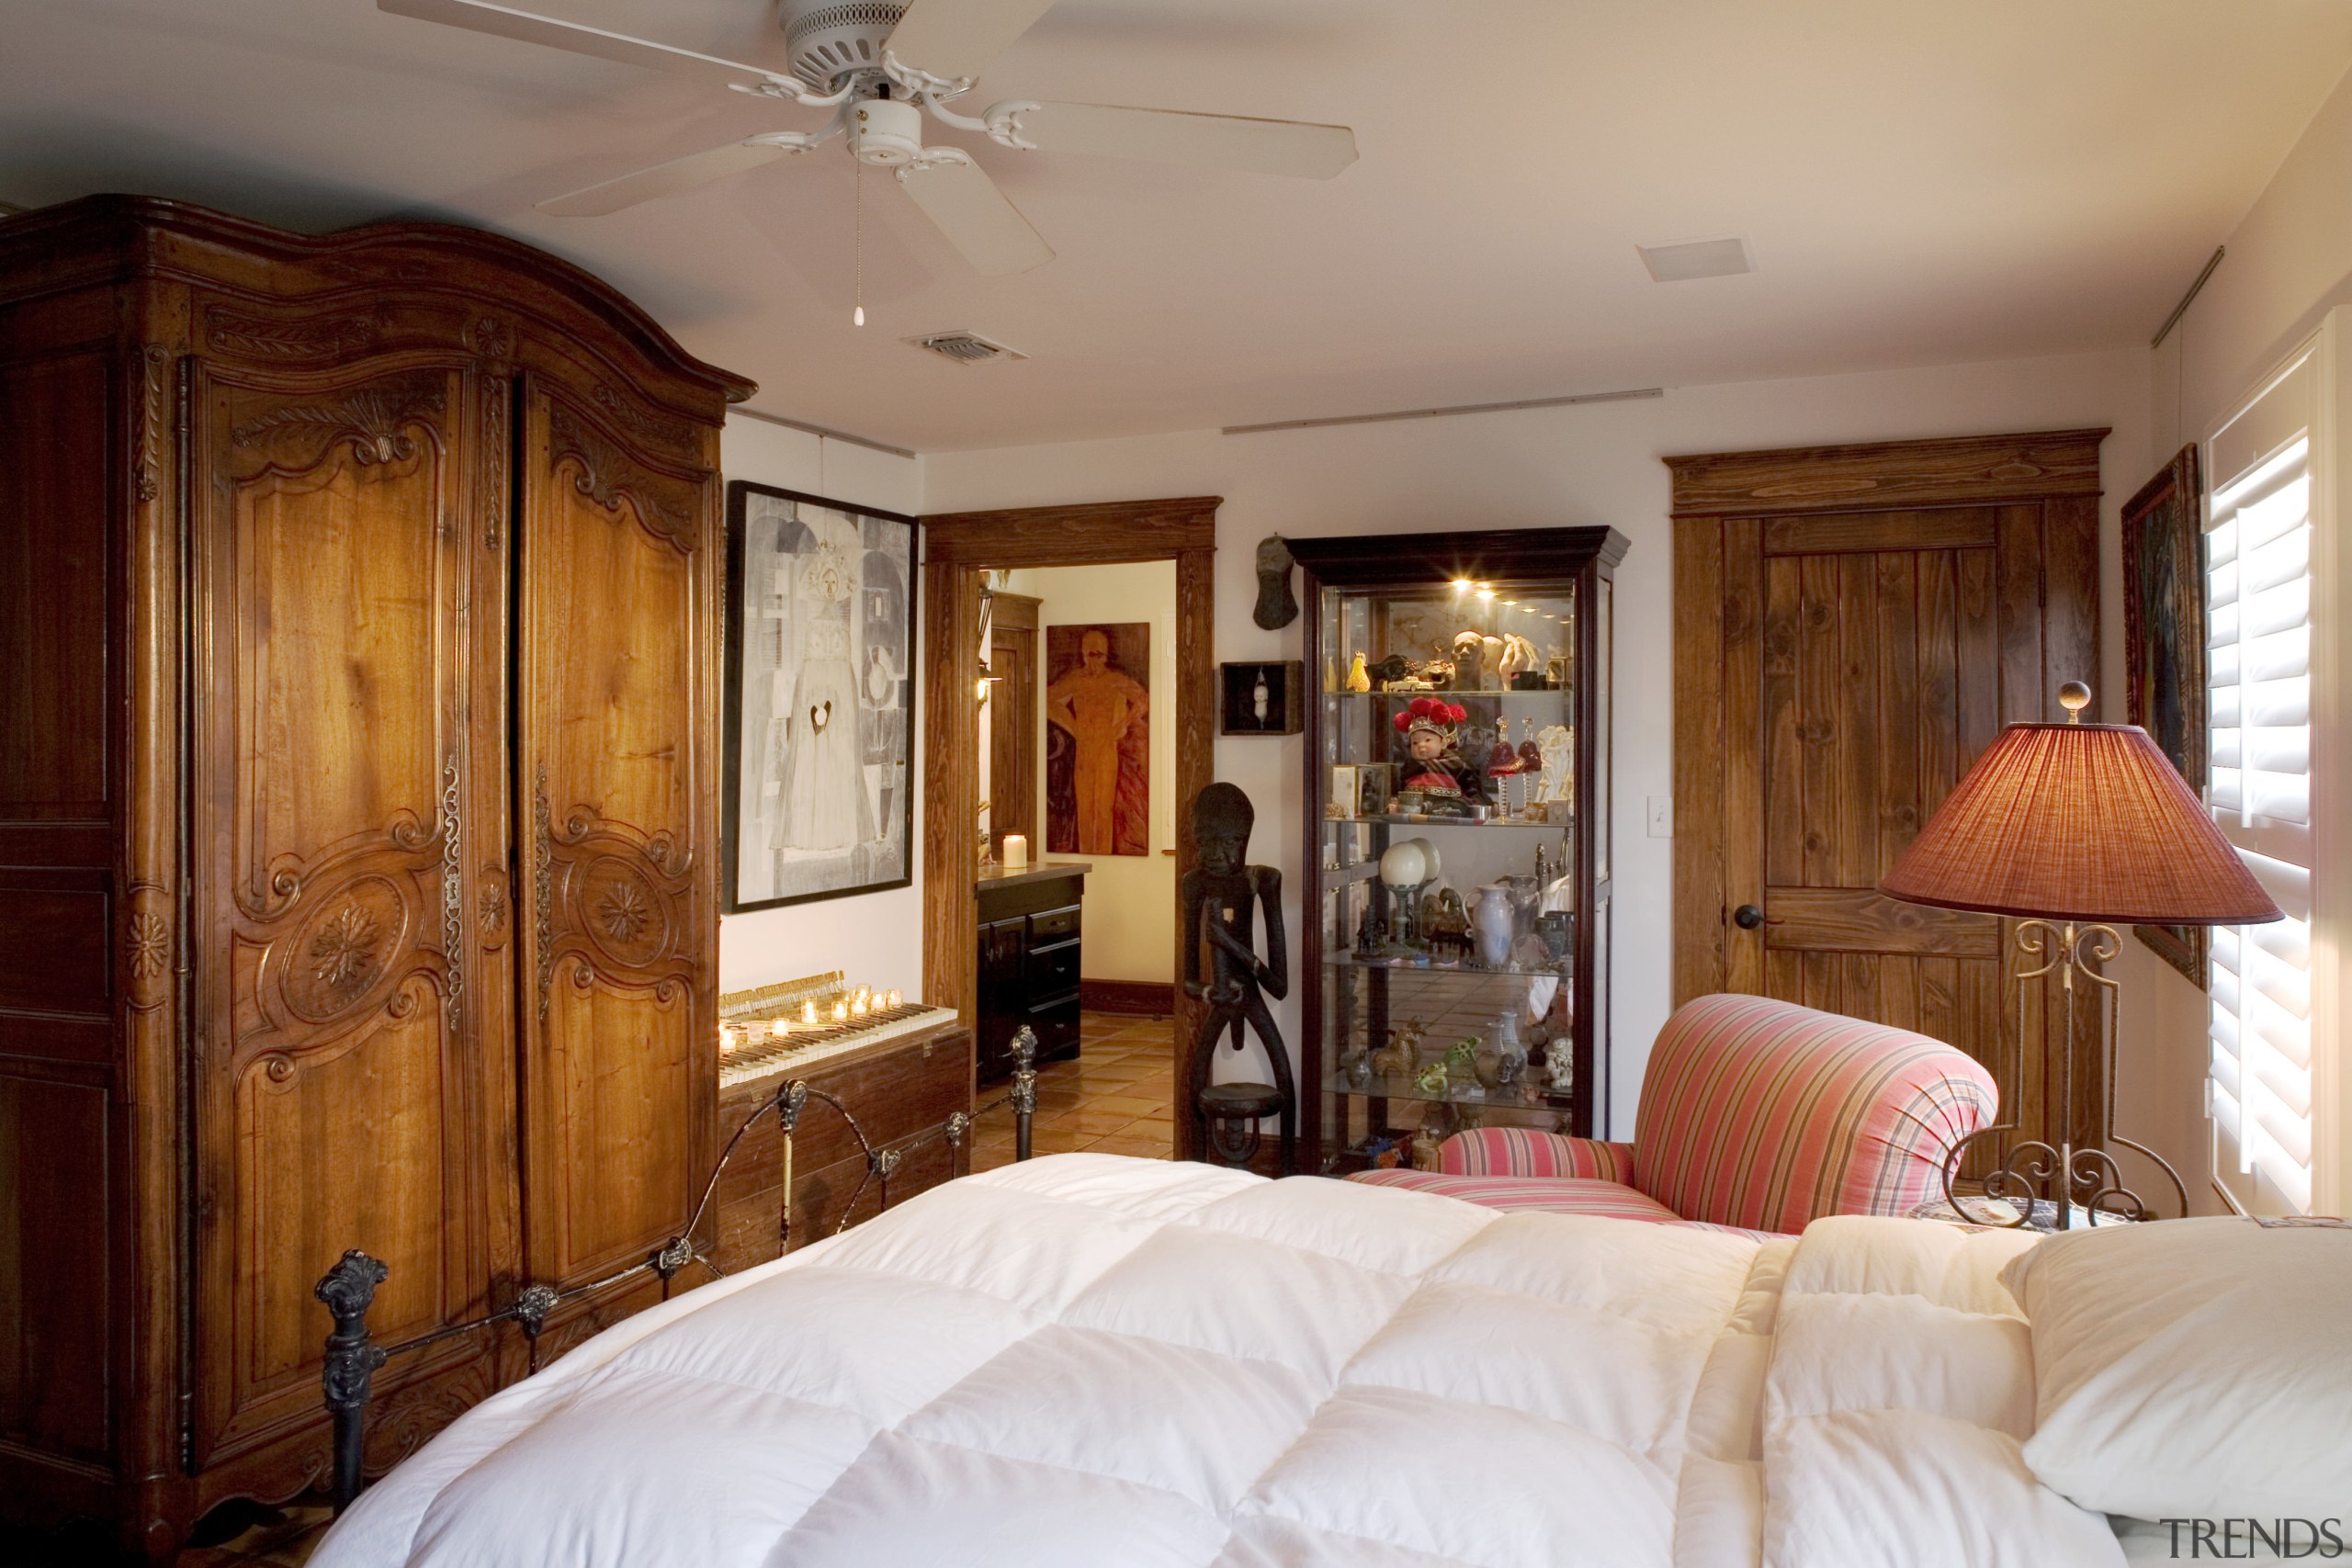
[0,196,750,1560]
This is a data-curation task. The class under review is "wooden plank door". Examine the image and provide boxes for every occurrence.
[1671,431,2107,1155]
[512,378,718,1350]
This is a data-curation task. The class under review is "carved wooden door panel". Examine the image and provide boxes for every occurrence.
[513,378,716,1315]
[189,356,509,1468]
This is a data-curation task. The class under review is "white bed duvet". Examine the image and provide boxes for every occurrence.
[311,1155,2131,1568]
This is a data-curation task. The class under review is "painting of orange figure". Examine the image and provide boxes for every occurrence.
[1045,623,1150,856]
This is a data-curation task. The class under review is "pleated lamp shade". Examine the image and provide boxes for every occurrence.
[1881,721,2282,925]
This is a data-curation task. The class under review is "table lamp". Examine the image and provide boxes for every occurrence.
[1880,682,2281,1227]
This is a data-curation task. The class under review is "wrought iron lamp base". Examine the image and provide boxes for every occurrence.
[1941,919,2188,1230]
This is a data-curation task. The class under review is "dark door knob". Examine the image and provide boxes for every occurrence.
[1733,904,1765,931]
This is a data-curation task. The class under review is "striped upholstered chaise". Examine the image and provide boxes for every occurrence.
[1348,992,1997,1237]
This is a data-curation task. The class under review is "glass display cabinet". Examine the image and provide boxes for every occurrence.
[1287,527,1628,1173]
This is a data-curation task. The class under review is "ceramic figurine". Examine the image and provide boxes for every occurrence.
[1413,1061,1449,1097]
[1544,1035,1575,1092]
[1537,725,1574,803]
[1392,698,1483,803]
[1341,1047,1373,1089]
[1345,652,1372,693]
[1451,630,1486,686]
[1422,888,1473,962]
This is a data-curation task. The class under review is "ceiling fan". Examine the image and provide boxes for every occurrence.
[379,0,1360,278]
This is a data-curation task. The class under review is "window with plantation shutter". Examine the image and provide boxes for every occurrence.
[2206,346,2322,1215]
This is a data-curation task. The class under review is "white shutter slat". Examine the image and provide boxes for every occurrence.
[2207,407,2317,1217]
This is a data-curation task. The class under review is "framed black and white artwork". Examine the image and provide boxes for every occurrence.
[722,480,917,911]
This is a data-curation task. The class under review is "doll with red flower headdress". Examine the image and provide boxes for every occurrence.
[1392,697,1484,805]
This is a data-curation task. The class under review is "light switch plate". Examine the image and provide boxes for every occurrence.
[1646,795,1673,838]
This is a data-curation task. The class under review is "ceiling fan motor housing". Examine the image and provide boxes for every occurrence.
[850,96,926,166]
[781,0,908,88]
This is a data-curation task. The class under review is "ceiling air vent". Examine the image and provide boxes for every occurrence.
[907,330,1027,366]
[1636,236,1756,283]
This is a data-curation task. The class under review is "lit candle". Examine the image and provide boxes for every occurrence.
[801,1000,818,1026]
[885,989,901,1009]
[718,1025,737,1055]
[851,996,868,1018]
[770,1017,792,1039]
[831,1000,849,1022]
[1001,833,1028,871]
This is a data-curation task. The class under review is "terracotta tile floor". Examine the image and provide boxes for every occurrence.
[971,1009,1176,1170]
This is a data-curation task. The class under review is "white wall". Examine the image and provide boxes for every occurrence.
[927,348,2149,1133]
[716,414,927,999]
[2130,59,2352,1214]
[1001,561,1178,985]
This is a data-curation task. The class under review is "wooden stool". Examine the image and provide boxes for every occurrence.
[1197,1081,1294,1173]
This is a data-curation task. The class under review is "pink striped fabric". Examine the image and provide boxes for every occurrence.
[1627,993,1996,1235]
[1439,1128,1636,1183]
[1343,994,1996,1237]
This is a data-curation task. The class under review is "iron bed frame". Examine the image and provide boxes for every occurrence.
[312,1027,1041,1513]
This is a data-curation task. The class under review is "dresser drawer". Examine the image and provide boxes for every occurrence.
[1030,903,1081,942]
[1028,935,1081,997]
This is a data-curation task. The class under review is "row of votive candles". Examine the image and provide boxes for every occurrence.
[718,987,903,1055]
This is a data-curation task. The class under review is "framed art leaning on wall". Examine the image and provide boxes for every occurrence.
[2121,444,2208,985]
[723,480,918,910]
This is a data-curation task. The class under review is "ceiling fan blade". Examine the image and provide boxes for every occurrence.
[1010,102,1357,179]
[896,158,1054,276]
[377,0,782,86]
[538,141,789,217]
[884,0,1060,83]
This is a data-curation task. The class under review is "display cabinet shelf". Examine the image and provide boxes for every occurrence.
[1289,527,1627,1172]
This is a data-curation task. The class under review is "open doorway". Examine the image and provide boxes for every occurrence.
[920,498,1219,1157]
[971,564,1179,1164]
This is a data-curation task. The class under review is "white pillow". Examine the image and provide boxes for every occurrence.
[1998,1216,2352,1522]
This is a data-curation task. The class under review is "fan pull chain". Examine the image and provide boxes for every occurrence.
[853,160,865,328]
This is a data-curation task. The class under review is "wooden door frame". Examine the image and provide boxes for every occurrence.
[921,497,1220,1154]
[1668,428,2109,1004]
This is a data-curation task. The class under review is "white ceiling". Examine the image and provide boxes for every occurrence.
[8,0,2352,450]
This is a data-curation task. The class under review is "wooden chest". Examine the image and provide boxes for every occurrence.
[714,1016,972,1269]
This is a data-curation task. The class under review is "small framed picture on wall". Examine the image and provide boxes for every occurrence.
[1220,660,1305,735]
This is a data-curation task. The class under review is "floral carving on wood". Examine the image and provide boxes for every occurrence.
[128,912,170,980]
[232,383,447,467]
[465,315,515,367]
[547,400,695,549]
[591,381,694,448]
[204,307,379,362]
[130,344,167,503]
[595,880,650,942]
[309,903,382,997]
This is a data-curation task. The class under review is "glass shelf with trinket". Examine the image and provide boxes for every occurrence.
[1289,527,1627,1174]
